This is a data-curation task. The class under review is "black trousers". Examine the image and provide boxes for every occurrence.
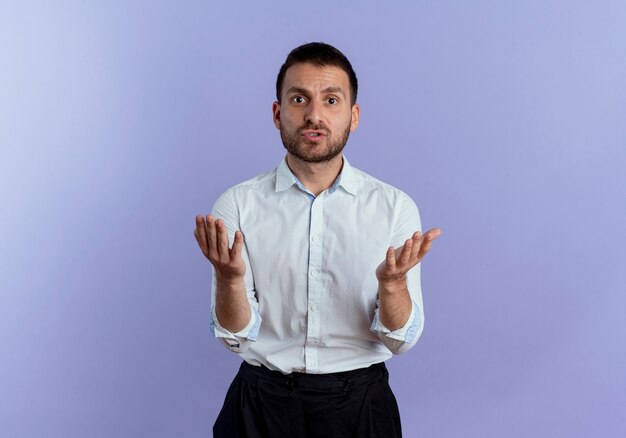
[213,361,402,438]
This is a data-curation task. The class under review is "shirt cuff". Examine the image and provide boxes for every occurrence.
[370,299,421,343]
[210,305,261,348]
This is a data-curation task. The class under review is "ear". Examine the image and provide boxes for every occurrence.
[272,101,281,129]
[349,103,360,132]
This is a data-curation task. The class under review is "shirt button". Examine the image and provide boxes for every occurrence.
[312,235,319,242]
[310,305,317,311]
[310,270,319,277]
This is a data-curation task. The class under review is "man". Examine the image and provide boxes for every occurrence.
[194,42,441,437]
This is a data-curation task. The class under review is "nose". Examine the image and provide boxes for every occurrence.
[304,99,323,125]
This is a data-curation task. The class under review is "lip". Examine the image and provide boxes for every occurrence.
[301,129,327,143]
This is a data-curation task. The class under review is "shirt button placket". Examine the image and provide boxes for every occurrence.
[305,195,323,372]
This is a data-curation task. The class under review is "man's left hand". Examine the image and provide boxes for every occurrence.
[375,228,442,290]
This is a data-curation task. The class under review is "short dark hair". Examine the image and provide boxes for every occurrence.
[276,42,358,105]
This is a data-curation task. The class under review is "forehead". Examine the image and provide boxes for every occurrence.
[281,63,350,95]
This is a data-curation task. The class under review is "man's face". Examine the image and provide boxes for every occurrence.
[273,63,360,164]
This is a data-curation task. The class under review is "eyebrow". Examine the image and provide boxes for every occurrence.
[321,86,345,96]
[286,86,346,97]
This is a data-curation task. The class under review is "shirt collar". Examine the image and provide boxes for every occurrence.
[275,155,361,196]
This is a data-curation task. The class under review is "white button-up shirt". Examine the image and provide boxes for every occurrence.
[210,155,424,374]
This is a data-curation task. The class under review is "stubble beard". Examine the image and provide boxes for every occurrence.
[280,122,351,164]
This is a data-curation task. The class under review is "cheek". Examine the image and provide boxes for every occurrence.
[279,111,298,126]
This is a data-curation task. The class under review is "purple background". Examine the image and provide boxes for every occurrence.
[2,1,625,437]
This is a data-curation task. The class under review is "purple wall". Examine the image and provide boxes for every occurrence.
[2,1,625,437]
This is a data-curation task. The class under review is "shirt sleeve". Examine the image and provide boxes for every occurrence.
[370,191,425,354]
[209,188,261,353]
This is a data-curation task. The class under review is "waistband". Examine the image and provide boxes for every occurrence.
[239,361,388,392]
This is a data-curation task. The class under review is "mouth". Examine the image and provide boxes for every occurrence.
[301,129,327,143]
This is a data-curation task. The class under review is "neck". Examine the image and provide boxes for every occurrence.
[286,153,343,197]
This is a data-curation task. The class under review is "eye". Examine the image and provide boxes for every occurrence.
[327,97,338,105]
[291,96,307,104]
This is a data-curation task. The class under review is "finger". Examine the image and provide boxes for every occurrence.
[206,214,218,261]
[425,227,442,240]
[418,239,433,261]
[399,239,413,267]
[215,219,231,262]
[408,231,422,262]
[386,246,396,269]
[230,230,244,259]
[195,214,208,247]
[417,229,441,260]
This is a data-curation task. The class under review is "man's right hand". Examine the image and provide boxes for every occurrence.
[195,214,251,333]
[194,214,246,282]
